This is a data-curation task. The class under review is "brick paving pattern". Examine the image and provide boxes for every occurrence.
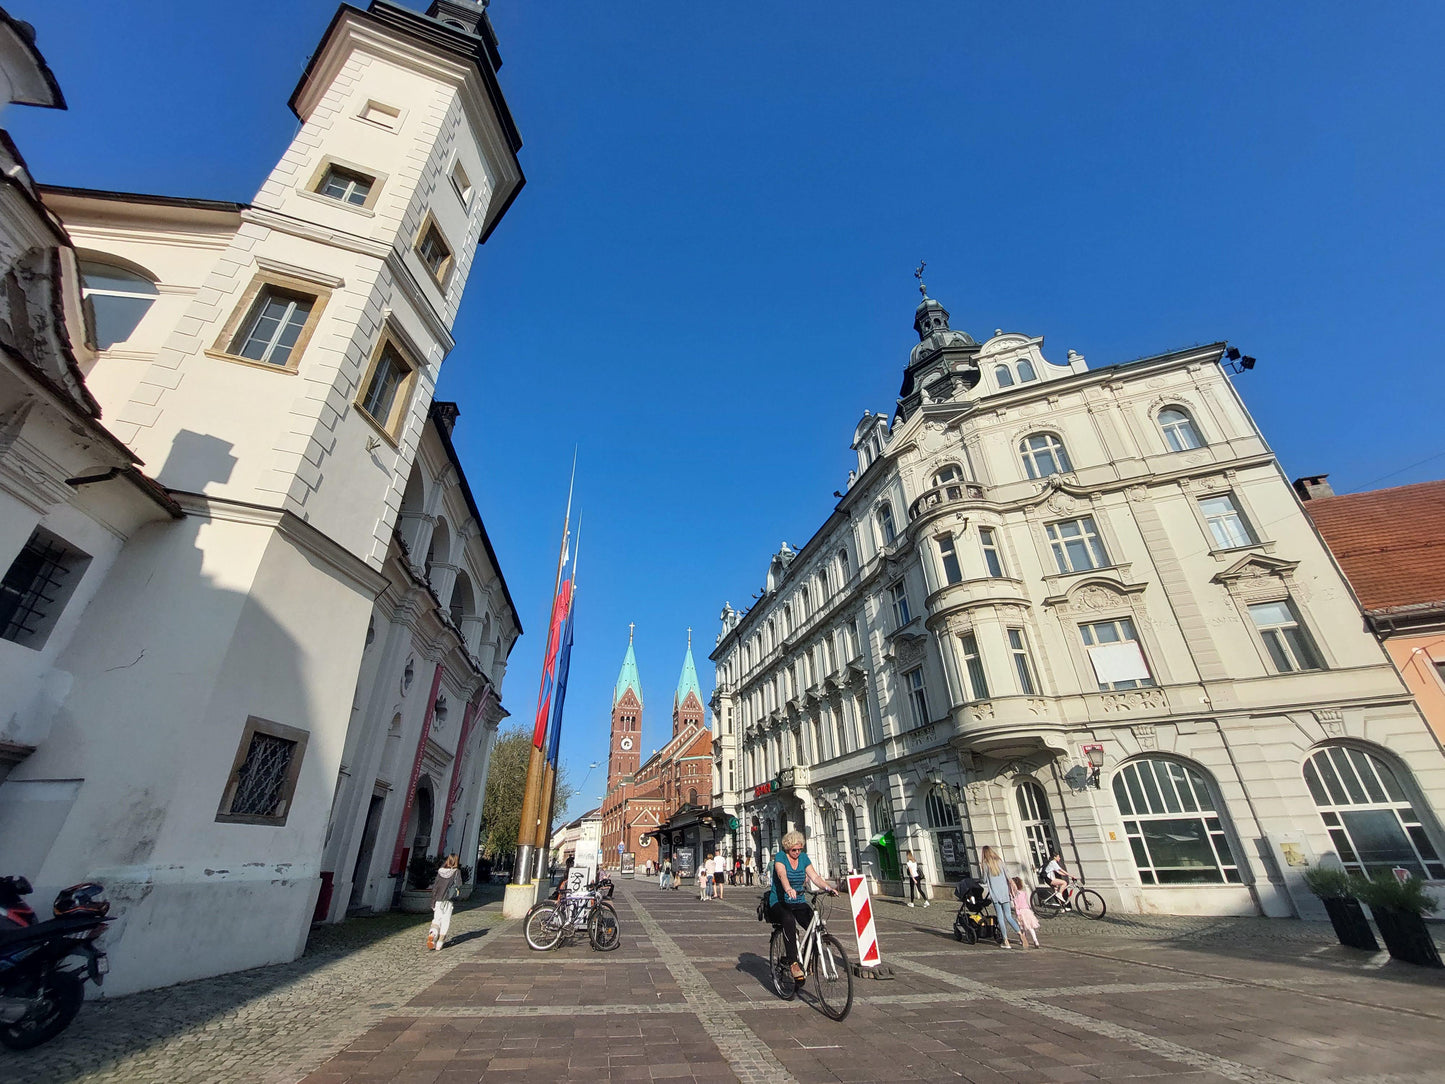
[2,878,1443,1083]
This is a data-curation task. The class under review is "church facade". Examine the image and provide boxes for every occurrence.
[0,1,526,993]
[709,284,1445,918]
[599,630,714,876]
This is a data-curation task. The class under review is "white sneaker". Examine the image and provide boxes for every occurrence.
[907,902,915,908]
[1000,941,1012,949]
[923,901,930,908]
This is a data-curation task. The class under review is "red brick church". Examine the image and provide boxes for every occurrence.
[599,627,715,876]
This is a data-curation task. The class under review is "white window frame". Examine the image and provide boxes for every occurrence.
[1113,758,1241,886]
[1046,516,1109,574]
[889,581,912,628]
[1007,627,1038,695]
[1158,407,1205,452]
[959,631,989,701]
[1080,617,1154,691]
[1303,745,1445,879]
[979,526,1005,577]
[1248,600,1322,673]
[1020,433,1072,479]
[877,503,897,545]
[936,533,963,585]
[1199,494,1255,550]
[904,667,929,727]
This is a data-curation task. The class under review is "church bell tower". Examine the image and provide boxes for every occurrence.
[608,624,643,790]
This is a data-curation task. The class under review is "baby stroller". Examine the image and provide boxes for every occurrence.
[952,876,1003,945]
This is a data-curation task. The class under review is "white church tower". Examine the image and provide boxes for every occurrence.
[1,1,526,993]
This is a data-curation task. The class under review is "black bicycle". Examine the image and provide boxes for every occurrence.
[1030,878,1107,919]
[523,881,620,951]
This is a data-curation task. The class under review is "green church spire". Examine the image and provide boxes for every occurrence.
[675,627,702,711]
[613,622,642,707]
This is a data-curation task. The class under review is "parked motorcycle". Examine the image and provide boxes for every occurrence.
[0,875,111,1050]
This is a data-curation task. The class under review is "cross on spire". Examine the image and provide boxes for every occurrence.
[686,626,692,648]
[914,260,928,299]
[628,621,635,643]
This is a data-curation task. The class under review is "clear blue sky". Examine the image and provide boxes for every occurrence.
[13,2,1445,823]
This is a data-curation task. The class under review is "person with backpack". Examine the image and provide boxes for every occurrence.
[426,853,461,951]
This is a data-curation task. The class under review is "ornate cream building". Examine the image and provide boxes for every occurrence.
[710,283,1445,918]
[0,1,526,993]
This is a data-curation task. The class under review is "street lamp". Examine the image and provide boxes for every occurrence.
[1084,745,1105,789]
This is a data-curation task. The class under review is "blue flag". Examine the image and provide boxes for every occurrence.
[546,601,574,768]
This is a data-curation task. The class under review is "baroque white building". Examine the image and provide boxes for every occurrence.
[0,1,526,993]
[711,284,1445,918]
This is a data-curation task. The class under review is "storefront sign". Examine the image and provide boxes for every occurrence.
[753,777,780,798]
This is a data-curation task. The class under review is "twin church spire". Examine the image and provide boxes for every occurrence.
[610,625,705,736]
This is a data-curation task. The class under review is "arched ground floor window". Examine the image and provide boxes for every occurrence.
[869,794,901,881]
[1015,779,1058,870]
[1112,758,1241,885]
[925,787,970,881]
[1304,744,1445,879]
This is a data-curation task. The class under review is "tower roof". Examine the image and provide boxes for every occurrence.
[675,629,702,711]
[614,624,642,707]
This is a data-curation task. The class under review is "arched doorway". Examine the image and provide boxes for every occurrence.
[867,793,901,884]
[407,775,436,861]
[1015,779,1059,870]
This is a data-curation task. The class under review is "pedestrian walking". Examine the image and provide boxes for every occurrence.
[981,846,1025,949]
[660,858,672,891]
[904,850,929,908]
[1011,875,1040,947]
[698,863,711,900]
[732,856,742,885]
[713,851,727,900]
[425,853,461,951]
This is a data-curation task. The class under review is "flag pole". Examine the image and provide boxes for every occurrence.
[511,456,575,889]
[534,516,581,877]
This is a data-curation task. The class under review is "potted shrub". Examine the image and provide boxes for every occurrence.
[1355,872,1441,968]
[1302,865,1378,951]
[400,853,442,914]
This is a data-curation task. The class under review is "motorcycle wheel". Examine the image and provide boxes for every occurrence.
[0,972,85,1050]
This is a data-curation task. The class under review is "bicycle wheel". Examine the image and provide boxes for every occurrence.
[812,934,854,1021]
[524,902,564,951]
[589,902,621,951]
[1031,886,1065,918]
[1073,888,1107,919]
[768,927,797,1001]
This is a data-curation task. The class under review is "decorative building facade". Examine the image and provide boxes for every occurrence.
[600,630,715,876]
[0,1,526,993]
[710,286,1445,918]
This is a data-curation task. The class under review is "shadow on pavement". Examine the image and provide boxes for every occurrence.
[734,951,773,992]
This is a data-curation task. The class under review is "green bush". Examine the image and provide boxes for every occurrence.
[1354,870,1439,915]
[408,852,443,891]
[1301,864,1358,900]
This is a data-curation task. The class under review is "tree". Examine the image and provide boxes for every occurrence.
[478,727,574,859]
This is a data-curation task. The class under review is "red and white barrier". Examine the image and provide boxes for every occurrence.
[846,874,882,968]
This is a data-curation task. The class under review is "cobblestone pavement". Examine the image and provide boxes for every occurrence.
[4,879,1444,1084]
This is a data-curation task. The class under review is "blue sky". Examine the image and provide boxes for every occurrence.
[13,2,1445,823]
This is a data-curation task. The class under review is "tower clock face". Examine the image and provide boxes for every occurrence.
[620,737,634,751]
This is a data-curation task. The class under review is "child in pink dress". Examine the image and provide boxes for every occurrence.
[1011,876,1040,947]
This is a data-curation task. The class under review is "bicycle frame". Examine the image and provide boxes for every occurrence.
[793,894,842,981]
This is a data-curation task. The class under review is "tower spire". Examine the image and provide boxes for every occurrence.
[614,626,642,708]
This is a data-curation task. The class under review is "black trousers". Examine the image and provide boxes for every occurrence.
[766,900,814,964]
[908,873,927,901]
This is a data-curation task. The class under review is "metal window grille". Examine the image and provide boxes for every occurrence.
[229,732,297,817]
[1,534,76,643]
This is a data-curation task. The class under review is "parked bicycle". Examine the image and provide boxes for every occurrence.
[524,880,620,951]
[767,891,853,1021]
[1030,878,1107,920]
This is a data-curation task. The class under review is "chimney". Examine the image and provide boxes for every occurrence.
[1293,475,1334,501]
[432,401,461,436]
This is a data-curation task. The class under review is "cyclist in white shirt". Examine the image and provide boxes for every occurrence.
[1043,851,1077,897]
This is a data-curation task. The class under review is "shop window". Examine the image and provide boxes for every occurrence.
[1303,745,1445,879]
[1112,758,1241,885]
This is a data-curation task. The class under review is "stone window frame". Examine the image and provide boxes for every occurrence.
[1044,578,1171,695]
[356,98,405,132]
[354,326,423,447]
[1211,557,1336,676]
[1155,402,1208,453]
[0,525,93,650]
[207,269,333,375]
[215,716,310,827]
[412,210,456,293]
[302,155,388,214]
[449,157,474,209]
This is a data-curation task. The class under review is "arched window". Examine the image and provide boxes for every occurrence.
[995,365,1015,388]
[844,805,861,871]
[80,259,158,348]
[1019,433,1072,479]
[1113,758,1241,884]
[1158,408,1204,452]
[837,548,850,583]
[925,785,969,881]
[448,570,474,628]
[1303,745,1445,879]
[1016,358,1037,382]
[1015,780,1058,868]
[688,788,698,807]
[800,586,810,616]
[933,463,965,500]
[876,503,897,545]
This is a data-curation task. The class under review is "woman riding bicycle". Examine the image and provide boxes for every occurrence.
[766,830,837,983]
[1043,851,1077,897]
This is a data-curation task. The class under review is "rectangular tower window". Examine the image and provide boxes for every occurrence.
[1249,601,1321,672]
[356,337,418,440]
[959,631,989,700]
[937,533,963,585]
[1047,516,1109,574]
[317,164,374,206]
[450,160,473,206]
[1199,495,1255,549]
[979,527,1005,577]
[216,717,309,826]
[231,288,314,367]
[359,99,401,130]
[414,216,454,288]
[1007,627,1038,695]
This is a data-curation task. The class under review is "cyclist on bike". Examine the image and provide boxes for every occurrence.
[1043,851,1077,899]
[766,830,837,983]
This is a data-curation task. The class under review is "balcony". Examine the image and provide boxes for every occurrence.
[909,481,986,522]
